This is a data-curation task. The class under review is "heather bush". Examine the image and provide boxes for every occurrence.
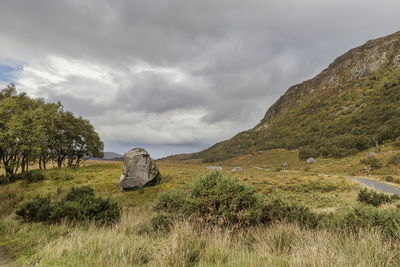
[357,188,391,207]
[339,205,400,238]
[155,172,264,227]
[16,186,120,226]
[154,172,321,228]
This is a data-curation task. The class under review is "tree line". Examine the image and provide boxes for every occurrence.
[0,84,103,180]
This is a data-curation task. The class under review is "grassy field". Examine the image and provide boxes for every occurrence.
[1,147,400,266]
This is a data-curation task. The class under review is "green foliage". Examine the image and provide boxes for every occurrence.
[357,188,391,207]
[0,187,23,215]
[16,196,53,223]
[0,85,104,181]
[154,189,187,214]
[360,157,383,169]
[262,199,321,228]
[384,176,394,182]
[298,147,317,161]
[339,205,400,237]
[17,170,48,183]
[154,172,321,229]
[16,186,120,226]
[155,172,265,227]
[63,186,94,201]
[140,214,174,233]
[387,153,400,166]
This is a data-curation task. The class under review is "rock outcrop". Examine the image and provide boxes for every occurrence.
[119,148,161,191]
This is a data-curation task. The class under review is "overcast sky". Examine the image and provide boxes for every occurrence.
[0,0,399,158]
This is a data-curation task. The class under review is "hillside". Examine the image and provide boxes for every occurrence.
[194,31,400,162]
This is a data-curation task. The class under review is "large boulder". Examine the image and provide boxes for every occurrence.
[119,148,161,191]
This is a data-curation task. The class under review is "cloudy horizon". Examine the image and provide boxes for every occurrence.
[1,0,400,158]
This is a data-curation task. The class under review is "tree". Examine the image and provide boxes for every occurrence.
[0,85,104,181]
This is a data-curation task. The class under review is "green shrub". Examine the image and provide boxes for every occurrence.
[154,172,264,227]
[50,195,120,225]
[140,214,174,233]
[63,186,94,201]
[0,188,24,215]
[154,172,320,229]
[19,170,47,183]
[262,199,321,228]
[387,153,400,166]
[384,176,394,182]
[340,205,400,237]
[357,188,391,207]
[16,196,53,222]
[154,189,187,214]
[298,146,318,160]
[16,186,121,226]
[360,157,383,169]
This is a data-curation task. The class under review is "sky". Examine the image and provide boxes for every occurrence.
[0,0,400,158]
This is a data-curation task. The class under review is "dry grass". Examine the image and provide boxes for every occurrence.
[2,146,400,266]
[2,208,399,266]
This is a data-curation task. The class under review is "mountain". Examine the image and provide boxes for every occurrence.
[103,152,124,159]
[92,152,124,161]
[194,31,400,162]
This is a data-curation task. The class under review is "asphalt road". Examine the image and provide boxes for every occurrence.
[349,177,400,195]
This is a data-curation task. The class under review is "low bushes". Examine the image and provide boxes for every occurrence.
[155,172,264,227]
[14,170,48,183]
[360,157,383,169]
[339,205,400,238]
[357,188,392,207]
[262,199,321,228]
[16,186,120,226]
[153,172,320,229]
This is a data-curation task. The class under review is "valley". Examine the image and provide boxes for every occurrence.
[2,143,400,266]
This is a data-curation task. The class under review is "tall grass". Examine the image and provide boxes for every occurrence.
[2,207,399,266]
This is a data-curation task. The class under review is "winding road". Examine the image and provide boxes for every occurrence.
[349,177,400,195]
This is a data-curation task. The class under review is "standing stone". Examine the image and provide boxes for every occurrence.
[119,148,161,191]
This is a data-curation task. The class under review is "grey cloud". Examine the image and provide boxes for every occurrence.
[1,0,400,157]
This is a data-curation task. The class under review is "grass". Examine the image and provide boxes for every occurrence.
[2,145,400,266]
[1,211,399,266]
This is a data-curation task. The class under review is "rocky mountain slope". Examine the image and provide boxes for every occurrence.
[194,31,400,162]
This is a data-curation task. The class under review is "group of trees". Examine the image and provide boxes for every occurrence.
[0,85,103,180]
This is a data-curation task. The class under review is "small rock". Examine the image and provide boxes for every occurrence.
[206,166,222,171]
[306,157,316,164]
[232,166,243,172]
[366,152,376,157]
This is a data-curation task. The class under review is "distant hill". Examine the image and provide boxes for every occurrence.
[92,152,124,161]
[193,31,400,162]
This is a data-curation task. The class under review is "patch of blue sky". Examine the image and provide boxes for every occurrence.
[0,64,22,83]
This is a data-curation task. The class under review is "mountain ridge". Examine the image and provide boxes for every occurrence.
[192,30,400,162]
